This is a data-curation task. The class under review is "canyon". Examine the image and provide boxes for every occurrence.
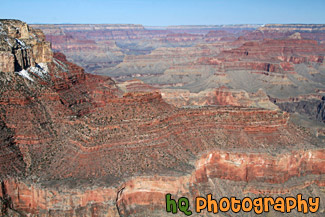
[0,19,324,217]
[35,23,325,123]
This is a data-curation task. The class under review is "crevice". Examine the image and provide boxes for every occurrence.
[0,180,12,216]
[12,50,22,72]
[116,187,125,217]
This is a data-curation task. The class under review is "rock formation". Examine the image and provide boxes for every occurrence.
[0,20,324,216]
[0,19,52,73]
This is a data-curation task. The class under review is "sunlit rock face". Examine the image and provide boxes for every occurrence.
[0,19,52,73]
[0,20,324,216]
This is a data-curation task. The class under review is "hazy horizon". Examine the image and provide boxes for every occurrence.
[27,23,323,26]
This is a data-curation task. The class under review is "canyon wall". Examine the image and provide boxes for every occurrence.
[0,20,324,216]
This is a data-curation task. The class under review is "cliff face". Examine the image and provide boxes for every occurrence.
[0,20,52,73]
[0,20,324,216]
[1,149,324,216]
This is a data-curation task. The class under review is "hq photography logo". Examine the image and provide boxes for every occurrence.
[165,194,320,216]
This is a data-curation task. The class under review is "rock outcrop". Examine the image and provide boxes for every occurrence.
[0,19,52,73]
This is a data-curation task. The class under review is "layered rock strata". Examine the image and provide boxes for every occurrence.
[0,20,324,217]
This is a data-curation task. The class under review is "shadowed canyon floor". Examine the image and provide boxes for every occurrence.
[0,20,324,216]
